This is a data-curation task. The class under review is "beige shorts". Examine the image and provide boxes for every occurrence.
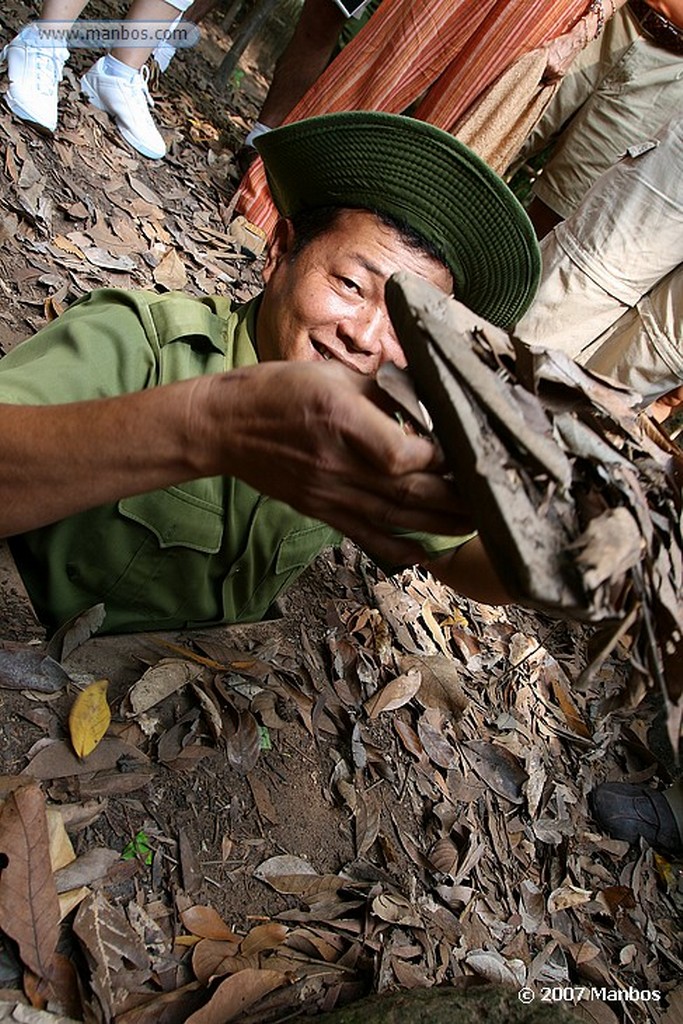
[520,6,683,217]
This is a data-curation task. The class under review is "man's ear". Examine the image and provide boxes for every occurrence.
[262,218,296,283]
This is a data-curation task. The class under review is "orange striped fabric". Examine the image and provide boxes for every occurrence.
[237,0,590,235]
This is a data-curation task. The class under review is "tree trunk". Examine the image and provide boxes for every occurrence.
[222,0,247,33]
[215,0,280,86]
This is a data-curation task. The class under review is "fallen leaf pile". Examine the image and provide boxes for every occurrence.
[1,555,681,1021]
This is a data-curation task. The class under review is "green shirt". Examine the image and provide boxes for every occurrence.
[0,288,467,634]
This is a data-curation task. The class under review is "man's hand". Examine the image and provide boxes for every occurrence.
[541,29,585,84]
[194,360,473,566]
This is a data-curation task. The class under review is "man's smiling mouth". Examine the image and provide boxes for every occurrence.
[312,340,334,360]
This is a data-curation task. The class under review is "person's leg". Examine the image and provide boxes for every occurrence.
[80,0,191,158]
[584,264,683,403]
[112,0,189,69]
[1,0,87,130]
[517,115,683,357]
[257,0,346,131]
[41,0,87,19]
[235,0,346,174]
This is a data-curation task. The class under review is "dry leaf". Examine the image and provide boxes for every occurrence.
[392,958,429,988]
[46,603,106,662]
[127,659,201,716]
[354,792,381,858]
[114,982,206,1023]
[660,985,683,1024]
[192,943,252,985]
[572,939,601,965]
[240,922,288,956]
[363,669,421,718]
[127,175,164,206]
[372,893,423,928]
[18,156,42,189]
[181,905,241,942]
[519,879,545,933]
[153,249,188,291]
[547,884,593,913]
[68,680,111,758]
[254,855,318,895]
[228,215,266,258]
[429,837,459,877]
[248,776,279,825]
[179,829,203,894]
[417,711,456,769]
[185,968,288,1024]
[0,650,70,693]
[23,737,148,779]
[73,891,149,1017]
[461,741,528,804]
[393,718,425,759]
[59,886,89,920]
[83,247,136,272]
[465,949,526,987]
[225,710,261,775]
[0,784,60,980]
[45,806,76,872]
[51,234,85,259]
[401,653,468,714]
[53,848,120,893]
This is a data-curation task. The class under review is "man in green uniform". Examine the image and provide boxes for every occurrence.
[0,111,540,635]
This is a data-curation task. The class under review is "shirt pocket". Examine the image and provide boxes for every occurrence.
[222,499,338,624]
[103,484,226,628]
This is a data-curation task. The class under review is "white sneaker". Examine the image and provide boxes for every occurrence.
[80,57,166,160]
[1,29,69,132]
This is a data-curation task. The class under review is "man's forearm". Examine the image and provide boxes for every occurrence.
[424,536,512,607]
[0,379,203,537]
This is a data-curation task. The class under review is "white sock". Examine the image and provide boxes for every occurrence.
[102,53,138,81]
[244,121,273,149]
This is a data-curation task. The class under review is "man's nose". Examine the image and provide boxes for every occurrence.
[338,306,398,365]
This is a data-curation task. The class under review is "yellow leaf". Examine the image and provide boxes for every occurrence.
[52,234,85,259]
[58,886,88,922]
[69,680,111,758]
[46,807,75,871]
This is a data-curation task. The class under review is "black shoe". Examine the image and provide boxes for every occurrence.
[589,782,682,854]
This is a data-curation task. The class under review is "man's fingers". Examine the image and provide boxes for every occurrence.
[297,474,474,549]
[332,378,441,475]
[323,510,429,568]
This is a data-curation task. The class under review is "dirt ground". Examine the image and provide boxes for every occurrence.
[0,5,682,1023]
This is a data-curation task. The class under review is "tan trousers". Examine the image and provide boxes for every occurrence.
[517,115,683,402]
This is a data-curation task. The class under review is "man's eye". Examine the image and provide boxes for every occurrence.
[339,276,361,293]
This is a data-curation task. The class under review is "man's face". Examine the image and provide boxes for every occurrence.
[256,209,453,375]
